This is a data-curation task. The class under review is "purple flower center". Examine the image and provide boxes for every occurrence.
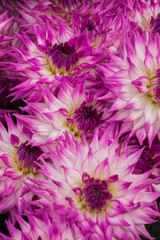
[134,147,152,173]
[49,42,78,72]
[53,0,82,10]
[153,13,160,35]
[72,105,103,132]
[87,24,94,32]
[17,142,43,169]
[128,137,160,174]
[80,19,100,41]
[135,145,160,174]
[73,172,112,211]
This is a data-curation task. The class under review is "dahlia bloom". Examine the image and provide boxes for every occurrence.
[0,210,60,240]
[17,0,85,22]
[24,130,160,240]
[15,0,73,35]
[0,115,46,216]
[15,82,110,145]
[102,31,160,146]
[131,0,160,35]
[72,0,132,53]
[72,8,125,53]
[7,22,106,100]
[14,0,92,41]
[119,133,160,192]
[53,0,84,12]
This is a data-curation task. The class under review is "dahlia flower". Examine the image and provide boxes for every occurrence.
[23,130,160,240]
[0,115,46,216]
[102,30,160,146]
[14,0,90,40]
[53,0,84,12]
[15,0,73,36]
[131,0,160,35]
[72,0,132,53]
[0,210,59,240]
[15,82,110,145]
[119,133,160,192]
[7,21,106,100]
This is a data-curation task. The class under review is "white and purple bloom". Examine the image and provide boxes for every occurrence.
[53,0,84,11]
[131,0,160,35]
[23,130,160,239]
[15,0,86,36]
[0,210,60,240]
[7,21,106,100]
[119,133,160,192]
[102,30,160,146]
[15,81,110,145]
[72,0,132,53]
[0,115,46,217]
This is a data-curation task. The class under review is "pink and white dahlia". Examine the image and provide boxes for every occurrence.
[15,0,73,34]
[24,130,160,240]
[8,22,106,99]
[16,82,110,145]
[15,0,89,38]
[72,8,125,53]
[0,210,60,240]
[52,0,84,12]
[72,0,133,53]
[0,115,46,216]
[103,31,160,146]
[119,133,160,191]
[131,0,160,35]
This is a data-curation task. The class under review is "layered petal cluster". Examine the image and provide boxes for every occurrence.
[21,130,160,239]
[7,22,106,100]
[0,0,160,239]
[103,31,160,146]
[15,82,111,145]
[118,133,160,191]
[0,210,59,240]
[0,115,46,216]
[71,0,127,51]
[131,0,160,35]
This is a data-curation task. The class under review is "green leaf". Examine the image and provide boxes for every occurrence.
[89,0,92,3]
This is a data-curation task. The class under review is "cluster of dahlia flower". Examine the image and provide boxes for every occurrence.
[0,0,160,239]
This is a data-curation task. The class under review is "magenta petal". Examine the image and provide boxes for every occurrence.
[132,77,150,93]
[95,158,110,179]
[3,168,23,180]
[10,134,19,147]
[107,175,118,183]
[53,203,68,215]
[106,200,127,217]
[0,155,13,167]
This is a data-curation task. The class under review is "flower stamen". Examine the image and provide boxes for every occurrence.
[48,42,78,73]
[17,142,42,173]
[73,172,112,212]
